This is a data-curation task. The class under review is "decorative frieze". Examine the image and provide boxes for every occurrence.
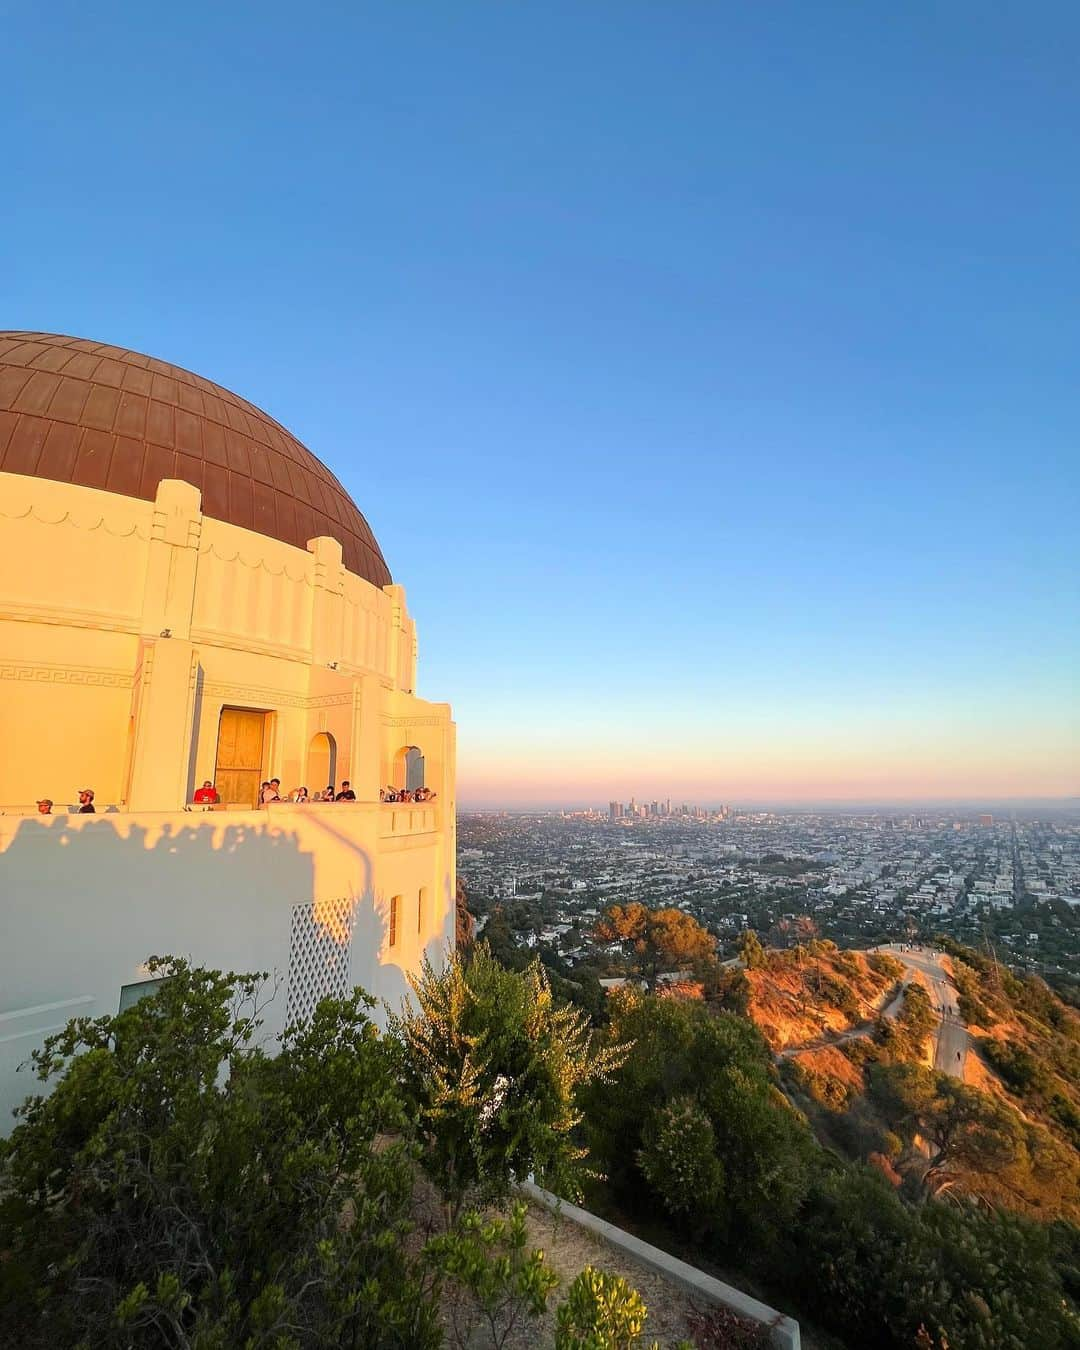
[201,680,310,710]
[0,661,133,688]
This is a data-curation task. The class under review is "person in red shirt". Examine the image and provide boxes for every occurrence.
[193,780,220,805]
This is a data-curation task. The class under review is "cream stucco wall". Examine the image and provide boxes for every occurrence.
[0,469,455,1132]
[0,471,434,810]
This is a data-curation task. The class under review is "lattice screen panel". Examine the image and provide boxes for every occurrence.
[285,899,356,1026]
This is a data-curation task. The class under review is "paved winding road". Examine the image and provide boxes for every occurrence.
[778,944,970,1078]
[877,944,969,1078]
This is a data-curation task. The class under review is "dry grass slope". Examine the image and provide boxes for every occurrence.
[743,942,900,1052]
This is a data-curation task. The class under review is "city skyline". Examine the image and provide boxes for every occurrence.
[461,793,1080,813]
[6,4,1078,806]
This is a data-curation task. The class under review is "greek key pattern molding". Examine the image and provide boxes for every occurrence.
[0,662,134,688]
[201,681,309,710]
[200,681,355,711]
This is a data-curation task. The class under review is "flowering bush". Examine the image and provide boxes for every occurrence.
[638,1096,725,1223]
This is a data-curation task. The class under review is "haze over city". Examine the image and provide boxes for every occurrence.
[6,3,1078,806]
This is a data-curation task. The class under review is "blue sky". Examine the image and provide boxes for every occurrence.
[5,3,1078,804]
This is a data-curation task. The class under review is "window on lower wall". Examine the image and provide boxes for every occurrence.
[389,895,400,948]
[118,977,169,1013]
[418,886,428,934]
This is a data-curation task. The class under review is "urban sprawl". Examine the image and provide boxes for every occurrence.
[459,805,1080,980]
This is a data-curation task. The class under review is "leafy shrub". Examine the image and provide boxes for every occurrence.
[708,965,751,1016]
[951,959,995,1027]
[638,1096,725,1224]
[783,1167,1079,1349]
[1049,1092,1080,1150]
[554,1267,652,1350]
[875,983,937,1063]
[980,1037,1053,1099]
[388,944,629,1223]
[898,983,936,1039]
[816,970,861,1018]
[584,991,814,1250]
[425,1200,558,1349]
[868,952,905,980]
[738,930,766,970]
[840,1036,883,1067]
[0,959,441,1350]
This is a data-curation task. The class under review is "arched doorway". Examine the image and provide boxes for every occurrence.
[394,745,425,792]
[307,732,337,795]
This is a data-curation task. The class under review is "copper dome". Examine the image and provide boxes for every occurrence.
[0,331,391,587]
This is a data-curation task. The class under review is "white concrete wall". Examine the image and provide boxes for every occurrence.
[0,802,455,1132]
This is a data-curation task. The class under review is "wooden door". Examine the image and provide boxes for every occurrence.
[214,708,266,808]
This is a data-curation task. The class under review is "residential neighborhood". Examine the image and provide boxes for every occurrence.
[459,807,1080,985]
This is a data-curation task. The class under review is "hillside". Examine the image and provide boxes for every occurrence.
[940,938,1080,1156]
[462,909,1080,1348]
[750,938,1080,1224]
[740,939,903,1051]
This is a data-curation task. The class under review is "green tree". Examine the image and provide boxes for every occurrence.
[870,1064,1026,1196]
[785,1166,1079,1349]
[701,963,751,1016]
[0,957,439,1350]
[456,876,476,950]
[737,929,767,971]
[387,944,628,1225]
[583,990,813,1249]
[638,1096,725,1230]
[595,904,716,990]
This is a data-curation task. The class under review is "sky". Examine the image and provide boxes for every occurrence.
[4,3,1078,807]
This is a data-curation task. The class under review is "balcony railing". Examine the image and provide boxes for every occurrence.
[378,802,438,837]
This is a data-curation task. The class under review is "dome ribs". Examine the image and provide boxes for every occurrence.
[0,332,392,588]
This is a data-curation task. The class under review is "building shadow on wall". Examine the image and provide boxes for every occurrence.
[1,812,438,1065]
[283,810,409,1021]
[1,817,316,1027]
[419,868,458,973]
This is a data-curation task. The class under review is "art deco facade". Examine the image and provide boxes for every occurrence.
[0,332,455,1128]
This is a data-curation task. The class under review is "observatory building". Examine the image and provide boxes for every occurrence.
[0,332,455,1127]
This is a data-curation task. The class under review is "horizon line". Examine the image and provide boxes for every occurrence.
[458,795,1079,811]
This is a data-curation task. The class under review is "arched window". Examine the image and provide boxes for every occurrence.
[307,732,337,795]
[394,745,425,792]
